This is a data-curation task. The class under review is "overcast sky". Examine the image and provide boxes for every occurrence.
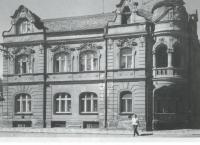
[0,0,200,78]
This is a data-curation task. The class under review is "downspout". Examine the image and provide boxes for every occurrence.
[103,25,108,128]
[43,27,47,128]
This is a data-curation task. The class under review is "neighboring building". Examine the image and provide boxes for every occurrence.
[0,0,200,130]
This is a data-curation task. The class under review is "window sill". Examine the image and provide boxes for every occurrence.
[80,112,98,115]
[54,113,72,115]
[119,113,133,116]
[155,113,176,115]
[15,113,33,116]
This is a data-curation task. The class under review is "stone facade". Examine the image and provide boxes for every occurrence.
[0,0,200,130]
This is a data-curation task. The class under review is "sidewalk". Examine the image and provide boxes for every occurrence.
[0,128,152,136]
[0,128,200,136]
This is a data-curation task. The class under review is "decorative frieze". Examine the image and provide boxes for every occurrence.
[11,46,35,56]
[116,38,137,48]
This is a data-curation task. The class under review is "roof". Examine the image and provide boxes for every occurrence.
[137,9,153,22]
[43,13,116,33]
[152,0,185,12]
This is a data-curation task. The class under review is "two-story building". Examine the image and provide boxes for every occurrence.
[0,0,200,130]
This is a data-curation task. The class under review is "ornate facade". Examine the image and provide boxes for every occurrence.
[0,0,200,130]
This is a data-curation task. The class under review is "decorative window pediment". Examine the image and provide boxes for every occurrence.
[50,45,71,54]
[12,47,35,56]
[117,38,137,48]
[78,43,102,52]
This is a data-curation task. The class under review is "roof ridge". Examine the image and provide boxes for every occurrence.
[42,12,115,22]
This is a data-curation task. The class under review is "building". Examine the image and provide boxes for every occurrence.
[0,0,200,130]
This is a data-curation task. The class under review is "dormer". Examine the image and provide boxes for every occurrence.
[115,0,145,25]
[3,5,44,36]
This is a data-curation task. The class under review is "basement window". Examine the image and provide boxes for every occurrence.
[83,121,99,128]
[51,121,66,128]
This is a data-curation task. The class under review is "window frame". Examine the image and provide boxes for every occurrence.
[121,6,131,25]
[54,93,72,115]
[53,52,72,73]
[120,47,134,69]
[17,19,33,34]
[15,93,32,115]
[79,92,98,115]
[79,51,98,72]
[120,91,133,115]
[15,55,32,75]
[155,44,168,68]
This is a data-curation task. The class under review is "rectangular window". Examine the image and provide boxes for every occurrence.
[51,121,66,128]
[156,100,176,113]
[120,92,132,114]
[83,122,99,129]
[120,48,133,69]
[13,121,32,128]
[15,94,31,114]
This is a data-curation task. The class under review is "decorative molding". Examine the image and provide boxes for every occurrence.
[116,38,137,48]
[11,5,43,29]
[50,45,72,54]
[11,46,35,56]
[78,43,103,52]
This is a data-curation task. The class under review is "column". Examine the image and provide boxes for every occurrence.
[167,49,173,67]
[152,51,156,68]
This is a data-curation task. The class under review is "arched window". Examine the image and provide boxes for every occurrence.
[121,6,131,25]
[120,91,132,113]
[155,44,168,68]
[15,94,31,114]
[80,51,98,71]
[155,86,178,114]
[54,53,71,73]
[15,55,32,74]
[172,44,181,67]
[54,93,71,114]
[17,19,33,34]
[80,92,98,114]
[120,48,133,69]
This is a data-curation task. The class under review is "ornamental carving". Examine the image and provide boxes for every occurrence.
[50,45,71,54]
[78,43,102,52]
[116,38,137,48]
[11,47,35,56]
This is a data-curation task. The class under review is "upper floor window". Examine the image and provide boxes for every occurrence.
[54,93,71,114]
[155,44,168,68]
[17,20,33,34]
[80,51,98,72]
[54,53,71,73]
[120,91,132,114]
[120,48,133,69]
[121,6,131,25]
[15,55,32,74]
[80,92,98,114]
[15,94,31,114]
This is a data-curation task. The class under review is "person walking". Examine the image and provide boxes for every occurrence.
[132,114,140,136]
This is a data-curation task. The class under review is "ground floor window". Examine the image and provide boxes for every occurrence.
[15,94,31,114]
[13,121,32,127]
[156,99,177,113]
[120,91,132,114]
[80,92,98,114]
[54,93,71,114]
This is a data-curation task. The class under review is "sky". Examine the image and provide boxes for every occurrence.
[0,0,200,78]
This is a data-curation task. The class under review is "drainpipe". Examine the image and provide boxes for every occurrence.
[43,27,47,128]
[103,25,108,128]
